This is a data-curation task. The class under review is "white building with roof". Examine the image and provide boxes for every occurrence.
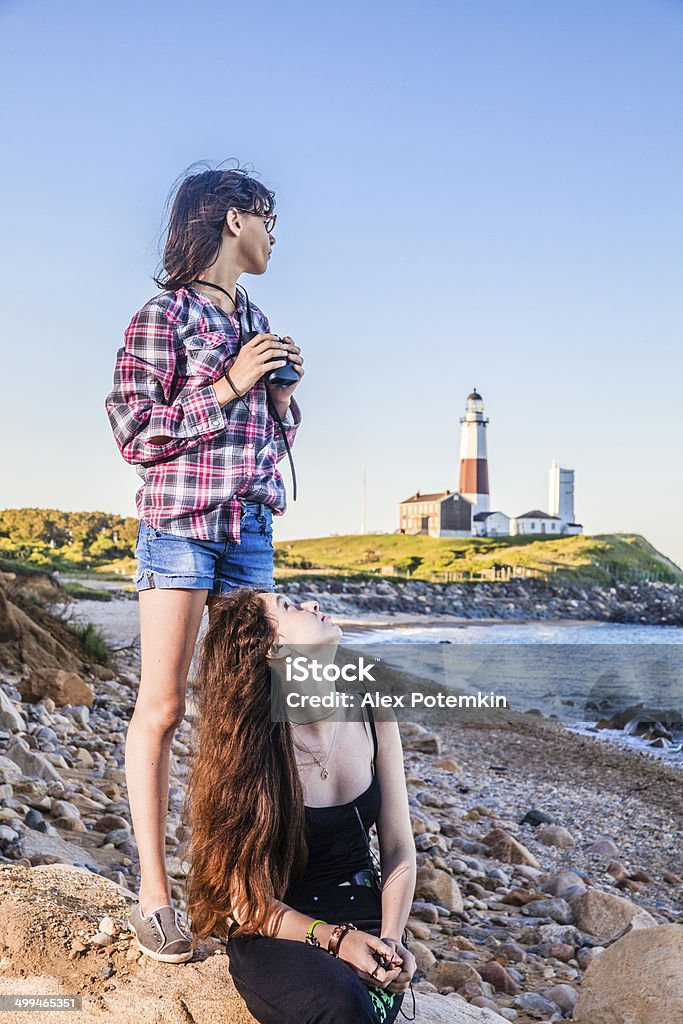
[472,511,510,537]
[509,510,564,536]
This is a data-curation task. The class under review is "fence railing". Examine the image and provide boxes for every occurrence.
[412,562,678,585]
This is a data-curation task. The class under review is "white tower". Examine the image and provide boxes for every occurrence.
[459,389,490,515]
[548,460,575,524]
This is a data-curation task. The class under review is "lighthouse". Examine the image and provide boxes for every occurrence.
[459,389,490,515]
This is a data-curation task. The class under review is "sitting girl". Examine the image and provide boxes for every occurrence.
[182,588,417,1024]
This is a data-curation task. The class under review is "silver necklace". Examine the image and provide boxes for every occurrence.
[292,721,339,780]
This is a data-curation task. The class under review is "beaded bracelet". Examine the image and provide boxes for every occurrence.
[304,918,327,947]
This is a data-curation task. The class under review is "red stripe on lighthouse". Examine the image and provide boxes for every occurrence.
[459,459,490,494]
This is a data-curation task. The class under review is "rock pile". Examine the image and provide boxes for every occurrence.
[283,577,683,626]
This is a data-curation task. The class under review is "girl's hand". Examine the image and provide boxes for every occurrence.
[375,937,416,993]
[227,333,291,395]
[265,335,304,403]
[336,930,403,990]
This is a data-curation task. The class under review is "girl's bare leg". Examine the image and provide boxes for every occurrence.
[125,586,209,916]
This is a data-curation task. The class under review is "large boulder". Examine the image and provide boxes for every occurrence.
[6,571,66,606]
[537,825,575,849]
[540,869,587,900]
[0,687,26,732]
[481,828,540,868]
[403,733,443,755]
[9,826,104,871]
[20,668,95,707]
[415,865,464,912]
[0,864,498,1024]
[407,938,436,972]
[4,736,63,783]
[574,924,683,1023]
[426,960,483,989]
[569,888,658,945]
[0,754,23,783]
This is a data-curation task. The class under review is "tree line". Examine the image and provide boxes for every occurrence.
[0,508,138,566]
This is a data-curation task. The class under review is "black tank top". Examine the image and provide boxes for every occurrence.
[283,701,380,904]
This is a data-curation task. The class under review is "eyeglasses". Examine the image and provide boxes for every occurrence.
[232,208,277,234]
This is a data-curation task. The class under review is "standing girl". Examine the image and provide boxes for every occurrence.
[105,163,303,962]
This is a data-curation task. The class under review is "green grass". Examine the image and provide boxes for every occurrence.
[273,533,682,586]
[62,582,113,601]
[0,550,137,578]
[0,554,57,577]
[66,622,112,666]
[2,530,680,590]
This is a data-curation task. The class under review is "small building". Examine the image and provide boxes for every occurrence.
[399,490,473,538]
[510,510,564,536]
[472,511,511,537]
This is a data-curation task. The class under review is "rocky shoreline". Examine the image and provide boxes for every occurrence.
[0,569,682,1021]
[1,662,682,1022]
[48,571,683,627]
[280,576,683,627]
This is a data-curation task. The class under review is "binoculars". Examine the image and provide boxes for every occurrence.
[241,331,299,388]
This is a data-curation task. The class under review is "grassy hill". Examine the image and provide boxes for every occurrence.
[274,532,683,586]
[0,507,680,588]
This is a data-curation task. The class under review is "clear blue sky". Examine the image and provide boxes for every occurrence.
[2,0,682,566]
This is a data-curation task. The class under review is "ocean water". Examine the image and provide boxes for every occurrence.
[342,620,683,645]
[54,579,683,767]
[342,621,683,766]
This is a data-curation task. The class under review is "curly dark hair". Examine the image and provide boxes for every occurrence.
[153,159,276,291]
[181,588,308,946]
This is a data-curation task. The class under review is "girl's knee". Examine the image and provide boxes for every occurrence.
[308,976,376,1024]
[132,698,186,734]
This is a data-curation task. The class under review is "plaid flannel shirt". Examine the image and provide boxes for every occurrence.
[104,285,301,543]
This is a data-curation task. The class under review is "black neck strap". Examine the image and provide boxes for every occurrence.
[193,280,253,335]
[193,278,236,305]
[190,279,294,499]
[237,283,254,333]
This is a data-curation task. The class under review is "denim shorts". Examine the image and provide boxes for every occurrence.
[134,502,275,596]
